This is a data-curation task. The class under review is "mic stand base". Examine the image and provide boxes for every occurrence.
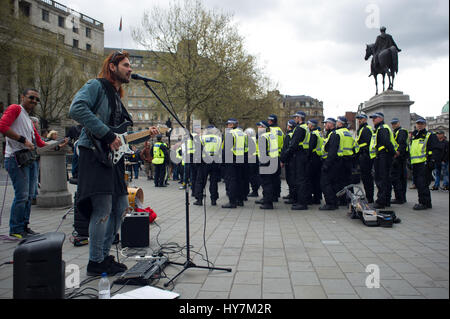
[164,260,232,287]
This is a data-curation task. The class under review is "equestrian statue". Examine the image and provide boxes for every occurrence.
[365,26,402,95]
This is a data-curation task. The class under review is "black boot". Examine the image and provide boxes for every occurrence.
[291,204,308,210]
[222,202,237,209]
[260,203,274,210]
[319,204,338,211]
[193,199,203,206]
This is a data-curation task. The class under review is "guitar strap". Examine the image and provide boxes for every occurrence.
[94,78,133,126]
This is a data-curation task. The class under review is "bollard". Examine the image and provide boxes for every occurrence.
[37,147,72,208]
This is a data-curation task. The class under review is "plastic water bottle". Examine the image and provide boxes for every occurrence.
[98,272,110,299]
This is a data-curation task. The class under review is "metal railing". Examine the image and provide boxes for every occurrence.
[38,0,103,28]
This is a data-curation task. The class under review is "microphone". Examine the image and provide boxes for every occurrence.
[131,73,161,83]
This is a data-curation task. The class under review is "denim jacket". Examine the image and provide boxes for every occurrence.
[69,79,115,149]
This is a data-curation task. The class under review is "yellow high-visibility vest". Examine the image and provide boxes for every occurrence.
[260,132,279,159]
[410,132,433,165]
[269,126,284,156]
[374,124,399,155]
[311,130,324,156]
[201,134,222,157]
[152,142,165,164]
[336,128,357,157]
[230,129,246,156]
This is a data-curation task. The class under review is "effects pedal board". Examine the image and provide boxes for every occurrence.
[114,256,168,286]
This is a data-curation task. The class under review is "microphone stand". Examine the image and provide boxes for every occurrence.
[141,81,232,287]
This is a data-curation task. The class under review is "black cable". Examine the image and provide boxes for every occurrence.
[202,186,214,269]
[0,261,13,267]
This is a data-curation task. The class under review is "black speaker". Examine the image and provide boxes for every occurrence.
[121,212,149,248]
[13,232,66,299]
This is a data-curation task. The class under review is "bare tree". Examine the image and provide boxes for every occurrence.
[132,0,277,131]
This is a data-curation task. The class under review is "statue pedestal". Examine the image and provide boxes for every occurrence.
[37,149,72,208]
[362,90,414,127]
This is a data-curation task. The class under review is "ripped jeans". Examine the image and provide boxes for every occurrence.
[89,194,129,263]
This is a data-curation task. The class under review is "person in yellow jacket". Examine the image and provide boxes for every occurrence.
[151,134,169,187]
[355,113,375,203]
[306,119,323,205]
[370,112,399,209]
[267,114,284,201]
[255,121,279,210]
[410,118,441,210]
[335,116,359,206]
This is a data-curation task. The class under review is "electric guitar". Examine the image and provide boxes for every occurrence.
[89,122,169,167]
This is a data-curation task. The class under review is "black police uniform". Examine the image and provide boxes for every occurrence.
[356,123,375,203]
[281,122,309,209]
[411,129,440,209]
[320,129,340,209]
[307,128,322,204]
[390,127,409,204]
[281,127,295,203]
[373,121,396,208]
[247,135,260,197]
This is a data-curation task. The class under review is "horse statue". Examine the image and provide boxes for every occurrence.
[365,44,399,95]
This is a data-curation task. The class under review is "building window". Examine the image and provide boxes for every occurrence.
[19,1,31,18]
[73,39,79,48]
[86,27,92,38]
[42,9,50,22]
[144,113,149,120]
[58,16,65,28]
[86,44,92,52]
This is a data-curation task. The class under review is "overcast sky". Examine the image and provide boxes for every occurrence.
[64,0,449,119]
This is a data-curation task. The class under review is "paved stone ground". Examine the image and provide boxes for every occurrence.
[0,168,448,299]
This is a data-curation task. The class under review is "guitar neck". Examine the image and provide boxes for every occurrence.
[124,127,169,144]
[125,130,151,143]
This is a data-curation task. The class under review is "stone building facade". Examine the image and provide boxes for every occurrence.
[1,0,104,164]
[278,95,325,130]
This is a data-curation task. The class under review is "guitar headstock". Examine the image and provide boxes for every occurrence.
[156,125,170,134]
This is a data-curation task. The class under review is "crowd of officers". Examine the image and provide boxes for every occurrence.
[166,111,441,212]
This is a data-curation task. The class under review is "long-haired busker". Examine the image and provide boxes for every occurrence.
[69,50,159,276]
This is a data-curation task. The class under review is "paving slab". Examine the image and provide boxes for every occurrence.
[0,170,448,299]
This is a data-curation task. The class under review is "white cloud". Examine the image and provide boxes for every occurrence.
[60,0,449,118]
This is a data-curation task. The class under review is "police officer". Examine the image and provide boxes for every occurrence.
[222,118,246,209]
[370,112,399,209]
[307,119,323,205]
[281,120,297,204]
[255,121,279,210]
[410,118,440,210]
[268,114,284,201]
[280,111,310,210]
[245,128,260,198]
[356,113,376,203]
[335,116,358,206]
[193,125,222,206]
[319,118,340,210]
[151,134,169,187]
[390,118,409,205]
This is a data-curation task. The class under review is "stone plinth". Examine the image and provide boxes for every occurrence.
[37,148,72,208]
[362,90,414,128]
